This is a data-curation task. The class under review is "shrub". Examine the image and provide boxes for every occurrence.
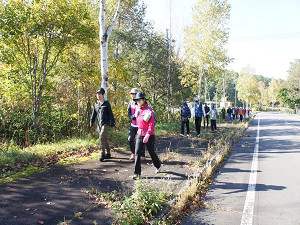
[112,179,168,225]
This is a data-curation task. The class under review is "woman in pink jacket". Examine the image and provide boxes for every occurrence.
[131,92,161,179]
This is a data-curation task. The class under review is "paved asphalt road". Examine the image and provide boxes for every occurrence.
[182,112,300,225]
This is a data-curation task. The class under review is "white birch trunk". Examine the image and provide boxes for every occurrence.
[99,0,123,98]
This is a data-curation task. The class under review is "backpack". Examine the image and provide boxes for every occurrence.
[147,106,155,123]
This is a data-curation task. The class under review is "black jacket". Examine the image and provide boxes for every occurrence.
[204,106,210,114]
[90,100,115,127]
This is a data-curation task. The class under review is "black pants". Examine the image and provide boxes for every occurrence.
[181,120,190,135]
[240,114,243,122]
[195,117,202,135]
[203,115,209,127]
[128,126,145,157]
[128,126,138,154]
[134,135,161,175]
[211,119,217,131]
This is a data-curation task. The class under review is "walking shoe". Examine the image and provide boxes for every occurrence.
[99,155,105,162]
[130,174,140,180]
[129,153,135,160]
[180,134,184,137]
[187,134,190,137]
[140,156,145,160]
[155,166,162,173]
[105,153,111,159]
[197,134,201,137]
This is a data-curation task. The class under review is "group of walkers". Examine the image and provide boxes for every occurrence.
[180,98,219,137]
[180,101,252,137]
[89,87,252,179]
[222,106,252,122]
[90,88,161,179]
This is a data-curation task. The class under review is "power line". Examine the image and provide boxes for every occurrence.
[230,32,300,41]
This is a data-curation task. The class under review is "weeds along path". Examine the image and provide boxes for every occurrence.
[0,121,242,225]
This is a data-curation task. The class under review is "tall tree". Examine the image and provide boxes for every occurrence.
[278,59,300,108]
[99,0,124,97]
[237,68,260,108]
[0,0,96,129]
[183,0,231,98]
[268,79,280,109]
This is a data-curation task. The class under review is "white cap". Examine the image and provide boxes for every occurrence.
[130,88,139,94]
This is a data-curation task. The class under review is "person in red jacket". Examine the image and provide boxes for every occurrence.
[131,92,161,179]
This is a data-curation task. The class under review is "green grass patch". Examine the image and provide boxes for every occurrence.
[0,166,43,184]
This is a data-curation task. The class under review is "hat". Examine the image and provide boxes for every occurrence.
[133,92,147,101]
[96,88,105,94]
[194,97,200,102]
[130,88,139,94]
[182,101,187,106]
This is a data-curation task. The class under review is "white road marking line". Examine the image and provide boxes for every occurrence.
[240,114,260,225]
[285,121,300,130]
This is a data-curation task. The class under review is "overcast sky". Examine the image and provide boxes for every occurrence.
[143,0,300,80]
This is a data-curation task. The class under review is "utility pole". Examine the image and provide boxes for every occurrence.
[166,28,172,123]
[234,82,237,108]
[216,88,218,108]
[223,77,226,108]
[204,78,207,103]
[198,67,203,99]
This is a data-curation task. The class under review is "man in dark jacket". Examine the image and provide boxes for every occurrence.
[194,97,205,137]
[227,106,232,121]
[180,101,191,137]
[90,88,115,162]
[221,107,226,120]
[203,103,210,128]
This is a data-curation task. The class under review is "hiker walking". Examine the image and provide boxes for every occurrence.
[232,107,236,120]
[180,101,191,137]
[90,88,115,162]
[239,107,244,122]
[194,97,205,137]
[227,106,232,121]
[131,92,161,179]
[203,103,210,128]
[221,107,226,120]
[207,104,219,132]
[235,107,239,120]
[127,88,145,161]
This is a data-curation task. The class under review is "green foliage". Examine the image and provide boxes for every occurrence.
[0,0,97,129]
[183,0,231,95]
[237,67,260,106]
[278,59,300,109]
[112,179,168,225]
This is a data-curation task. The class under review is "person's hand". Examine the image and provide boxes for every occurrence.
[143,134,150,143]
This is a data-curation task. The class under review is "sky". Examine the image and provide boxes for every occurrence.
[142,0,300,80]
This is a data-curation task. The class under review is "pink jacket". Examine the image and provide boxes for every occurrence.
[136,103,155,136]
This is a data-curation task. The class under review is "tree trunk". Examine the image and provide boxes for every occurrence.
[99,0,123,98]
